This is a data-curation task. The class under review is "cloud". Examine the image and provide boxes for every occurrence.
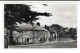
[28,3,77,28]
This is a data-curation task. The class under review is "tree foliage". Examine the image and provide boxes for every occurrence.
[4,4,51,29]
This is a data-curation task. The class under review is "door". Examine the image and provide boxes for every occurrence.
[27,38,29,43]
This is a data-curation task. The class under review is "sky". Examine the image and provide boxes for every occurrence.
[17,3,77,28]
[25,3,77,28]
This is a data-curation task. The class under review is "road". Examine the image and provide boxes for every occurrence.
[8,40,77,48]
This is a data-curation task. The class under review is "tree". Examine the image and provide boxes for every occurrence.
[4,4,51,45]
[68,28,77,39]
[51,24,62,40]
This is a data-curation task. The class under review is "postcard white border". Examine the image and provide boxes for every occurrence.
[0,1,80,53]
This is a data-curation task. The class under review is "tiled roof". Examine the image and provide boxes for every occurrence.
[16,23,48,31]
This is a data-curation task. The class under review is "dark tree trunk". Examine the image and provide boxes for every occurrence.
[9,29,14,45]
[8,24,15,45]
